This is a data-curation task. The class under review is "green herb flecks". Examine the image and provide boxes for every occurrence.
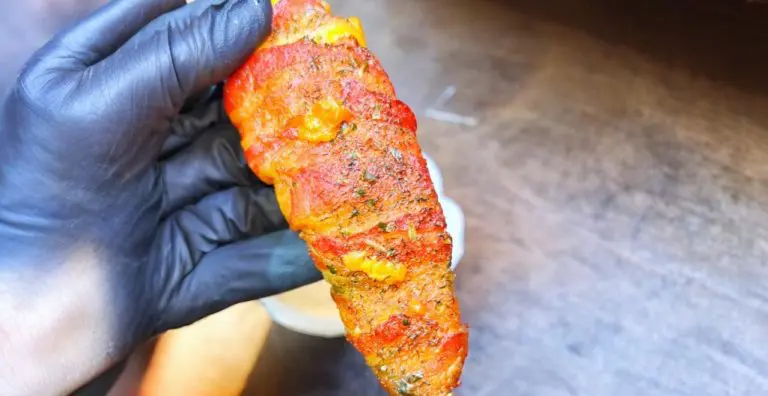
[340,122,357,134]
[390,147,403,162]
[396,371,424,396]
[363,170,377,182]
[356,61,370,78]
[331,285,344,295]
[347,152,359,168]
[309,56,321,72]
[408,223,417,240]
[404,371,423,383]
[396,381,413,396]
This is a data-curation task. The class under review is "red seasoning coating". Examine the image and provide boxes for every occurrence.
[223,0,468,394]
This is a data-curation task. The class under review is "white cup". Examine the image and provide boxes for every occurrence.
[260,154,465,338]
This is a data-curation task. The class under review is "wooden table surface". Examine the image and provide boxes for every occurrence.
[6,1,768,395]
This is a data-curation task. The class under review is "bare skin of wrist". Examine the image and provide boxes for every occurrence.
[0,246,116,396]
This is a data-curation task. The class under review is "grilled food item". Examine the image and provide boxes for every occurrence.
[223,0,468,394]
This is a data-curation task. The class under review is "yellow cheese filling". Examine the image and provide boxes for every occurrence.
[293,98,351,143]
[342,251,407,284]
[265,0,366,48]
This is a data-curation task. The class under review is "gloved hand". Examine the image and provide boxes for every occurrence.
[0,0,320,394]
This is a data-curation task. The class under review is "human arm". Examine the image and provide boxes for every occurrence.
[0,0,319,394]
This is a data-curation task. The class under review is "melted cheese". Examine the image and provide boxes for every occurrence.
[264,0,366,49]
[409,302,425,315]
[264,18,366,49]
[294,98,351,143]
[311,17,367,47]
[342,251,407,284]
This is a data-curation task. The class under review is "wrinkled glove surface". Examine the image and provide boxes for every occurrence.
[0,0,319,360]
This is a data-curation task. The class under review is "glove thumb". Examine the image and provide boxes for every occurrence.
[86,0,273,129]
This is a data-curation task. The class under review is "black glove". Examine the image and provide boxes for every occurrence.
[0,0,320,392]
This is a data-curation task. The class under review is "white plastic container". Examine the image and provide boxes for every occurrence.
[260,154,465,338]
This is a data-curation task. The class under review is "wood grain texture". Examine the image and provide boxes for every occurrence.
[5,1,768,395]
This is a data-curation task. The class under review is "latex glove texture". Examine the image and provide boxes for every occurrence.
[0,0,319,389]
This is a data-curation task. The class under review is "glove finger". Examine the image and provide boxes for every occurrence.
[84,0,272,138]
[160,124,261,218]
[32,0,183,68]
[161,96,227,159]
[178,83,222,118]
[161,186,286,269]
[156,229,320,332]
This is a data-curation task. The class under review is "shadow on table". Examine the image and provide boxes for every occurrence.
[491,0,768,98]
[241,324,386,396]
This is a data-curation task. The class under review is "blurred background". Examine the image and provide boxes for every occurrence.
[6,0,768,395]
